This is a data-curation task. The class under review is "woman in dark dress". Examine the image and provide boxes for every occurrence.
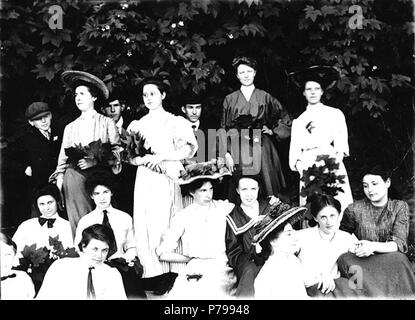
[220,56,291,201]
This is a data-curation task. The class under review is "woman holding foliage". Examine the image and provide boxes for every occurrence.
[50,71,121,236]
[126,77,197,293]
[288,66,353,213]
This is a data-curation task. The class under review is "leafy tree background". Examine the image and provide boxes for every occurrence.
[1,0,413,238]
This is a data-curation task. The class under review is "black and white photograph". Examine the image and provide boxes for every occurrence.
[0,0,414,307]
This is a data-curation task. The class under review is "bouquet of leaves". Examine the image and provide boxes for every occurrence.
[16,236,79,293]
[119,131,153,163]
[300,154,346,199]
[65,139,117,167]
[179,157,231,182]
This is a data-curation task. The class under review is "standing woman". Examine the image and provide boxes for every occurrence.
[127,77,197,291]
[50,71,121,236]
[221,56,290,200]
[288,66,353,213]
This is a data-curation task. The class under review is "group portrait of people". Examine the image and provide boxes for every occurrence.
[1,54,414,300]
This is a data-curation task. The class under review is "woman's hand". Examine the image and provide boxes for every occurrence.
[318,274,336,294]
[78,157,97,170]
[268,195,281,206]
[262,125,273,135]
[354,240,375,257]
[123,249,138,267]
[142,154,164,171]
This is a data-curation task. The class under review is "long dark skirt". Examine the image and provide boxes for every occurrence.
[228,133,286,201]
[337,252,415,298]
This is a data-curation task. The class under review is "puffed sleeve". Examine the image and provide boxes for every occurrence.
[107,117,120,145]
[105,268,127,300]
[123,216,136,252]
[74,217,86,251]
[332,109,349,157]
[173,116,198,158]
[390,200,409,253]
[267,94,292,140]
[289,119,302,172]
[157,211,186,255]
[36,259,63,299]
[52,123,72,176]
[221,96,230,129]
[340,204,357,235]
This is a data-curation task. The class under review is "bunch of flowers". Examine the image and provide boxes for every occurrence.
[65,139,117,167]
[16,236,79,293]
[300,154,346,199]
[179,158,231,182]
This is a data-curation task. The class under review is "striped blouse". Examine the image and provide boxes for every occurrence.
[340,198,409,253]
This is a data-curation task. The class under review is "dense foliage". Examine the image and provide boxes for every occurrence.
[1,0,413,201]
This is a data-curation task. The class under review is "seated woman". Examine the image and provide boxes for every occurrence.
[12,184,73,259]
[225,175,280,297]
[75,171,145,299]
[254,205,308,299]
[155,174,235,299]
[296,194,359,297]
[1,232,35,300]
[338,165,415,297]
[36,224,126,300]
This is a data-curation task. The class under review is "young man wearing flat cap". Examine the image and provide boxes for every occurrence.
[10,102,62,217]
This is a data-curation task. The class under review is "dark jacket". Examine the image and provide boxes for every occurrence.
[11,125,61,189]
[225,199,270,274]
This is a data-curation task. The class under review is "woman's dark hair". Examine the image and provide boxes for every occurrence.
[85,169,116,196]
[33,184,62,204]
[232,56,258,72]
[0,232,17,254]
[307,194,341,227]
[32,184,63,216]
[362,164,391,182]
[181,178,214,197]
[234,174,261,189]
[140,76,170,96]
[72,80,101,99]
[78,224,117,258]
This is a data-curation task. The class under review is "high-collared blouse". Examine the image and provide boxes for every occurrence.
[74,206,135,259]
[157,200,235,259]
[289,103,349,171]
[36,257,126,300]
[54,110,120,175]
[340,198,409,253]
[12,213,73,259]
[127,109,197,180]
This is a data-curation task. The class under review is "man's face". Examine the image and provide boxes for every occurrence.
[29,113,52,132]
[102,99,124,123]
[182,104,202,123]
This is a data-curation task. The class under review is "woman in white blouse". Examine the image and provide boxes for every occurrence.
[296,194,359,297]
[288,66,353,214]
[50,71,121,236]
[156,177,235,299]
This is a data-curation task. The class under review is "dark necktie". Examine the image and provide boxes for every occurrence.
[38,217,56,228]
[87,266,96,299]
[102,210,117,249]
[192,125,197,131]
[1,273,16,281]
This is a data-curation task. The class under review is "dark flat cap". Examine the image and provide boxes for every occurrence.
[25,102,51,120]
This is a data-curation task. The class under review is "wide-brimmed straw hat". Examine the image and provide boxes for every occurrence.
[61,70,109,99]
[252,202,307,244]
[288,65,339,91]
[178,159,232,185]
